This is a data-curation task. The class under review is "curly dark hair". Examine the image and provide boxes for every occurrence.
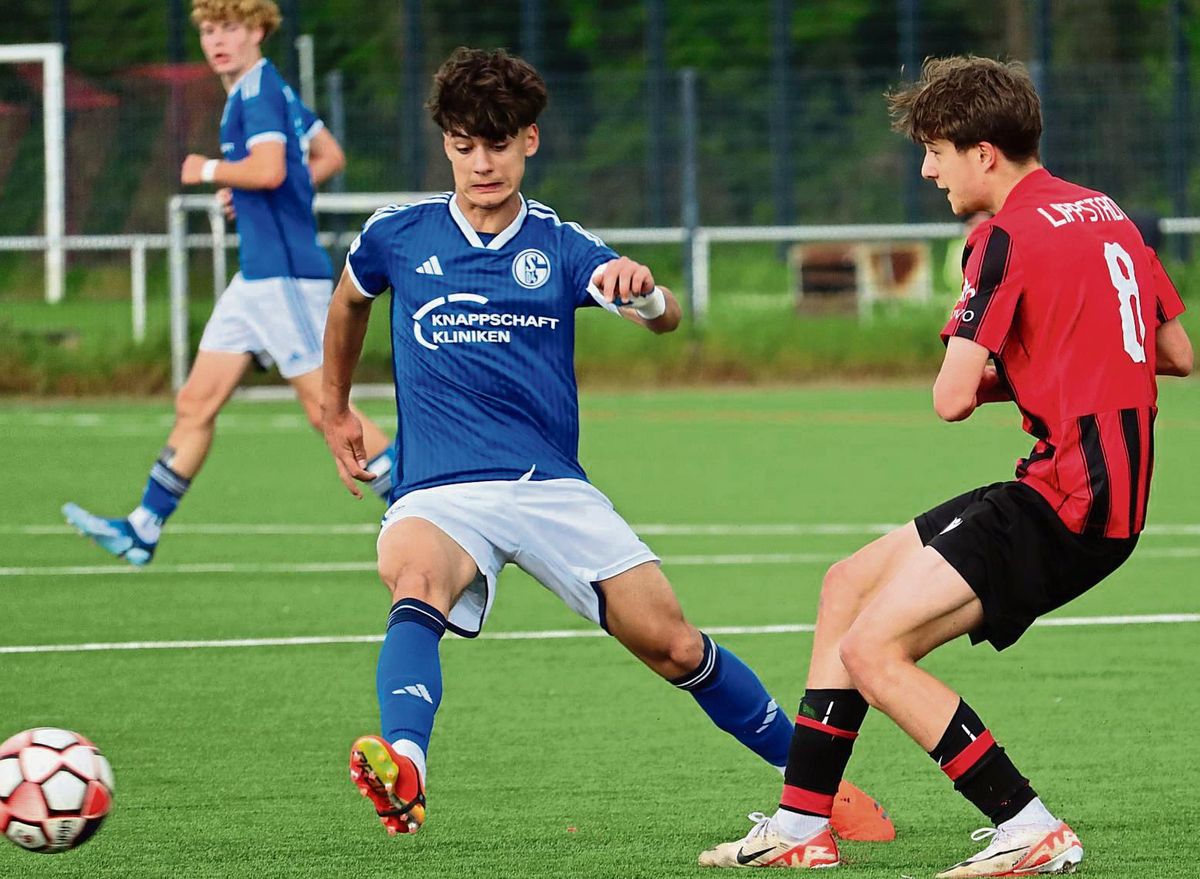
[887,56,1042,162]
[427,47,548,140]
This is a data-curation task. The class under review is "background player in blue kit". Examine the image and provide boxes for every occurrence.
[322,48,889,840]
[62,0,396,565]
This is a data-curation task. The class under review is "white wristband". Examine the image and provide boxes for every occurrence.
[200,159,219,183]
[631,286,667,320]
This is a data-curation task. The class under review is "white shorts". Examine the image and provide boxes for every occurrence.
[198,273,332,379]
[378,476,660,637]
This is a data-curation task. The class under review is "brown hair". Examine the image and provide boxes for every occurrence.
[191,0,282,39]
[428,47,548,140]
[887,56,1042,162]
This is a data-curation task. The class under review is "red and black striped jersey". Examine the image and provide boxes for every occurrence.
[942,169,1186,538]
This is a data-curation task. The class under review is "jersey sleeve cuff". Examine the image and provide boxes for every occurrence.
[246,131,287,148]
[345,259,383,299]
[586,260,621,314]
[304,119,325,138]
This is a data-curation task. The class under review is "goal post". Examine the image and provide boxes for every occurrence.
[0,43,66,304]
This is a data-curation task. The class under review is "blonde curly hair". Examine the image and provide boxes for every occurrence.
[191,0,282,39]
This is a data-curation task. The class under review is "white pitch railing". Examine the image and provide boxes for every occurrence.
[4,192,1199,391]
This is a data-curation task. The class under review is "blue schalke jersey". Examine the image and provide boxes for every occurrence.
[346,193,622,498]
[219,59,331,281]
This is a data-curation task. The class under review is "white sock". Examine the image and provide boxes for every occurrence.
[127,506,162,543]
[390,738,428,786]
[772,808,828,841]
[999,797,1057,831]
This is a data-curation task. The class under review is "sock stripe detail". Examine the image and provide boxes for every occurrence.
[670,633,718,691]
[794,713,859,740]
[150,462,190,497]
[779,784,835,817]
[941,729,996,781]
[387,599,448,637]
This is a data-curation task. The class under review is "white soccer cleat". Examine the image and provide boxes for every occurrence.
[935,821,1083,877]
[698,812,840,869]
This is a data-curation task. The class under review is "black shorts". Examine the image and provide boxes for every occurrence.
[915,481,1138,651]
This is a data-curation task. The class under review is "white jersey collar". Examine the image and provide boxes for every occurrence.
[226,57,267,95]
[448,193,528,250]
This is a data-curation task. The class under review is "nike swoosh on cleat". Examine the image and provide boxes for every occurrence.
[736,846,775,865]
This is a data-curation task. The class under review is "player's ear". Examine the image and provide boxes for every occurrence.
[523,124,540,158]
[976,142,998,171]
[249,26,265,47]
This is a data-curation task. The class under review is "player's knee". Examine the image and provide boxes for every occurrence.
[839,630,904,706]
[378,563,438,604]
[173,384,220,429]
[641,624,704,679]
[818,558,866,619]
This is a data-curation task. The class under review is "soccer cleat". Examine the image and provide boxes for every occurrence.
[698,812,840,869]
[830,779,895,842]
[935,822,1083,877]
[349,735,426,835]
[62,503,155,566]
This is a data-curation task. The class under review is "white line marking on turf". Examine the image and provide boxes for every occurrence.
[0,553,845,578]
[3,547,1198,578]
[0,615,1196,656]
[10,521,1200,536]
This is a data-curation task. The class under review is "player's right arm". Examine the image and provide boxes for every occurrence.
[321,212,395,496]
[181,141,286,190]
[321,269,376,497]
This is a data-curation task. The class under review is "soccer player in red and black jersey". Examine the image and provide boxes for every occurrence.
[699,56,1192,875]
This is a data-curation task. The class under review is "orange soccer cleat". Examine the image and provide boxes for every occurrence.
[348,735,426,835]
[829,779,895,842]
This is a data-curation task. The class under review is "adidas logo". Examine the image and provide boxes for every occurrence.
[392,684,433,704]
[415,255,444,276]
[755,699,779,734]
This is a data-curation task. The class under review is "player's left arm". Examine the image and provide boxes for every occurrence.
[1157,318,1193,377]
[306,126,346,186]
[933,336,992,422]
[590,257,682,334]
[181,141,286,190]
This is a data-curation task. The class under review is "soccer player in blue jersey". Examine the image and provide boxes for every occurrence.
[318,48,885,839]
[62,0,397,565]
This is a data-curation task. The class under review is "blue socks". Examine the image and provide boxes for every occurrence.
[128,453,191,544]
[377,598,446,776]
[672,633,793,769]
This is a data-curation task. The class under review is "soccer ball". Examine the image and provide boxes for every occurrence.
[0,728,114,853]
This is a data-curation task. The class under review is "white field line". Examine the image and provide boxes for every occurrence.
[0,614,1196,656]
[2,546,1198,579]
[0,553,844,578]
[9,521,1200,537]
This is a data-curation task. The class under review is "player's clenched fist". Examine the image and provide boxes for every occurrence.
[181,153,213,185]
[322,407,375,498]
[592,257,655,306]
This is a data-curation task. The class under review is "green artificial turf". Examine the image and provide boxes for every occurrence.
[1,384,1197,876]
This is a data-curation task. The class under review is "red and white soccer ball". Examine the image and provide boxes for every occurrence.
[0,728,114,854]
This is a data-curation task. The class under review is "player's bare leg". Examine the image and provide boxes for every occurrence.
[63,350,250,565]
[352,517,478,834]
[289,368,396,499]
[699,529,918,865]
[838,549,1081,877]
[600,562,888,844]
[163,350,253,476]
